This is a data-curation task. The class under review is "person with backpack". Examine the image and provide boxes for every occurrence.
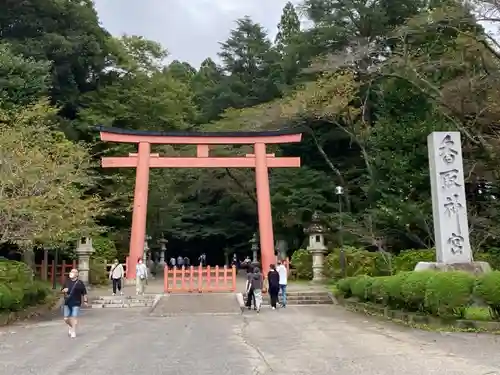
[61,268,87,338]
[109,259,124,296]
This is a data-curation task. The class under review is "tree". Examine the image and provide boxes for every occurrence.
[78,36,197,135]
[218,17,282,108]
[110,35,168,74]
[0,101,107,246]
[275,2,301,53]
[164,60,197,83]
[0,0,113,117]
[191,58,226,123]
[0,43,51,108]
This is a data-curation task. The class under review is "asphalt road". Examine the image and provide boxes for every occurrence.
[1,303,500,375]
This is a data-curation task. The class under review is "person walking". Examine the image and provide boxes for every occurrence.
[177,255,184,268]
[61,268,87,338]
[198,253,206,267]
[109,259,124,296]
[277,260,288,308]
[250,267,264,313]
[267,264,280,310]
[245,265,256,310]
[135,258,148,295]
[169,257,176,269]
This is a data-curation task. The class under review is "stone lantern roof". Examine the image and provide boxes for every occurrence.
[304,211,327,235]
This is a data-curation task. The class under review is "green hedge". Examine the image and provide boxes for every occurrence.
[474,271,500,319]
[0,261,52,312]
[336,270,489,319]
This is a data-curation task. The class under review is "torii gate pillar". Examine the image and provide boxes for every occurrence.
[129,142,151,267]
[255,143,274,273]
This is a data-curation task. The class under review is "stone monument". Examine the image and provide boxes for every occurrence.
[76,237,94,285]
[415,132,490,273]
[305,212,328,282]
[275,239,288,262]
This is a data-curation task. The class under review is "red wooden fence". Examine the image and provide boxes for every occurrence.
[34,261,77,285]
[164,265,236,293]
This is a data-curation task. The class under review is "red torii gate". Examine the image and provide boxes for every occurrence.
[97,126,302,279]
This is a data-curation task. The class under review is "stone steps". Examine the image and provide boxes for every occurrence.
[258,291,333,306]
[87,295,158,309]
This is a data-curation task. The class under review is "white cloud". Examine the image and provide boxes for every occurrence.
[93,0,292,67]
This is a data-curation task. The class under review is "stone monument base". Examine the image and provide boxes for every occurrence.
[414,261,491,274]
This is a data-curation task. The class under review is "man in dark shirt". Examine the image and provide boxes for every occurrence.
[61,268,88,338]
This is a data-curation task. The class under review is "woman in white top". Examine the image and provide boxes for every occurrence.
[109,259,124,296]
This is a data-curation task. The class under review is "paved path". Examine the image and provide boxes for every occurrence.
[1,303,500,374]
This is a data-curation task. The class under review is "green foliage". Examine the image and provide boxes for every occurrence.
[393,249,435,272]
[474,271,500,319]
[324,246,392,280]
[475,252,500,270]
[0,260,32,283]
[0,261,52,312]
[290,249,313,280]
[0,101,107,245]
[92,236,118,262]
[89,256,108,286]
[424,272,474,319]
[0,43,50,108]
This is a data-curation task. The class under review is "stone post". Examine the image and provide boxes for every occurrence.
[158,237,167,267]
[143,235,151,264]
[416,132,490,273]
[76,237,94,286]
[305,212,327,282]
[250,233,259,263]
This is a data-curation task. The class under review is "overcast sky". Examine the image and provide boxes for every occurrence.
[93,0,295,68]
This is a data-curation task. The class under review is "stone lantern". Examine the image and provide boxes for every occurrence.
[76,237,94,286]
[158,236,168,267]
[250,233,259,263]
[143,235,151,264]
[305,212,327,282]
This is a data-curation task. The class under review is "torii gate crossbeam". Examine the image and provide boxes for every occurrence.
[97,126,302,279]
